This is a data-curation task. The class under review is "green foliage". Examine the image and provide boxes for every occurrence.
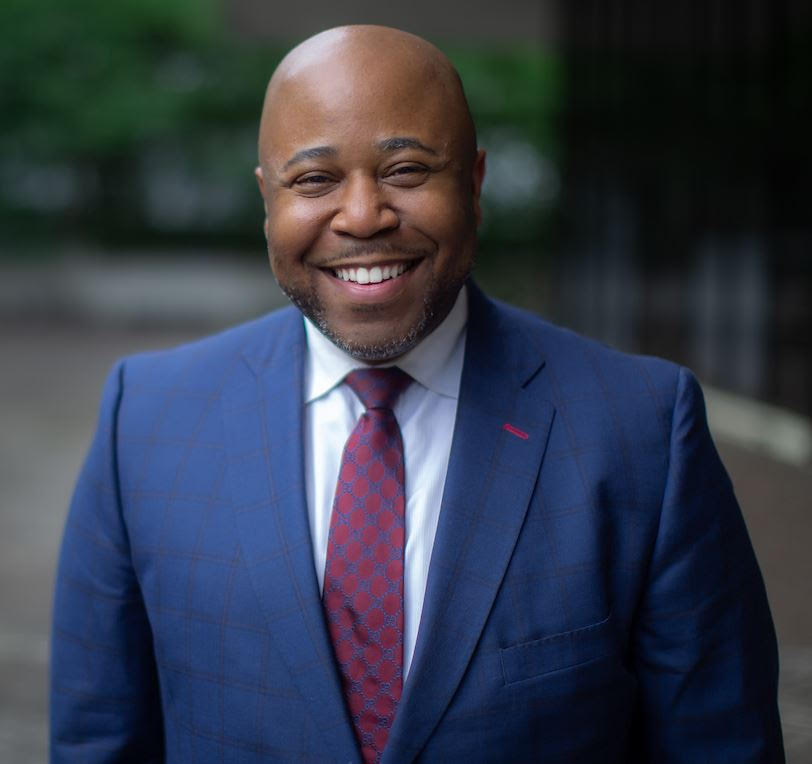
[1,0,222,155]
[447,46,561,255]
[0,1,561,256]
[450,44,561,150]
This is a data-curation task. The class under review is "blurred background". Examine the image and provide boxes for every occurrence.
[1,0,810,760]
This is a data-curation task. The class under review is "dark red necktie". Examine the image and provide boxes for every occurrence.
[323,367,411,763]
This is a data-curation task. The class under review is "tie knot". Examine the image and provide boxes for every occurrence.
[345,367,412,410]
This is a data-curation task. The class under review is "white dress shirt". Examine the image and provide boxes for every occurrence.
[303,287,468,678]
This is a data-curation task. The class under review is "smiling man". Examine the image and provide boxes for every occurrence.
[255,27,483,362]
[51,25,783,763]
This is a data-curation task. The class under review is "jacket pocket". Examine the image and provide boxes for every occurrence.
[500,613,613,685]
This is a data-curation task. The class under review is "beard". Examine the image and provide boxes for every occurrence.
[275,260,472,363]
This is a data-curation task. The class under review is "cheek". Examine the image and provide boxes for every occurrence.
[402,187,474,247]
[265,198,325,264]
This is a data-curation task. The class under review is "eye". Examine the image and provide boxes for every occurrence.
[385,164,430,186]
[390,165,421,175]
[291,172,337,196]
[296,174,331,184]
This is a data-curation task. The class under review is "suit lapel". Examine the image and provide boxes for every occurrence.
[222,310,359,760]
[384,286,555,762]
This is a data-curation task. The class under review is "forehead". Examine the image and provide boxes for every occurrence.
[261,59,457,160]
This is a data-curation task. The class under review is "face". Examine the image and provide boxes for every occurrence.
[256,57,486,362]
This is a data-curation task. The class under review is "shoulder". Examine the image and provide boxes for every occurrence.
[476,289,685,404]
[469,287,707,468]
[118,305,303,393]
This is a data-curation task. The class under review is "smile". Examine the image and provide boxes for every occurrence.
[332,262,416,284]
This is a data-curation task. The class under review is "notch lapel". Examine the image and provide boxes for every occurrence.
[384,288,555,762]
[222,310,359,760]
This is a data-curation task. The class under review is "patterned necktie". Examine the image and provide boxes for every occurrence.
[323,367,411,764]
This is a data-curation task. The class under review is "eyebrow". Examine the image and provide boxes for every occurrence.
[377,137,438,155]
[280,137,437,171]
[281,145,337,171]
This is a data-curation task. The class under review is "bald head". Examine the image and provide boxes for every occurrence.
[268,25,455,90]
[258,25,477,169]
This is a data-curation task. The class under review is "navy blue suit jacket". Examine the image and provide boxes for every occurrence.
[51,284,783,761]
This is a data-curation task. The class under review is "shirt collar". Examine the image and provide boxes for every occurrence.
[304,285,468,404]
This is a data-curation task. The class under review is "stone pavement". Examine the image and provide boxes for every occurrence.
[1,312,810,761]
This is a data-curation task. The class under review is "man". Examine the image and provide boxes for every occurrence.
[51,25,784,762]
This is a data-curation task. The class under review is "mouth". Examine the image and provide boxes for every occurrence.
[328,260,419,285]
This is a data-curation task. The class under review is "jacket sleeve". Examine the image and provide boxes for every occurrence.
[50,360,164,762]
[632,367,784,762]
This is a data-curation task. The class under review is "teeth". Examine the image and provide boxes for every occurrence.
[334,262,410,284]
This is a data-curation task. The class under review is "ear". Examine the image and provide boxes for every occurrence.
[254,166,269,240]
[471,149,486,227]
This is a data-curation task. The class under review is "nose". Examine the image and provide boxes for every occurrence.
[330,174,399,238]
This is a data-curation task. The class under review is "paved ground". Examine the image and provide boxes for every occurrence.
[1,318,810,762]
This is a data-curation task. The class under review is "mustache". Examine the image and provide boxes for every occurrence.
[327,242,432,262]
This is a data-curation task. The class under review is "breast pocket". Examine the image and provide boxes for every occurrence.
[500,613,614,685]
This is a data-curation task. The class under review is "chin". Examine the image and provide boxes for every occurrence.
[318,315,429,363]
[277,265,468,362]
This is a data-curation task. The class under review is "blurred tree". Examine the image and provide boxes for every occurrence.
[1,0,216,156]
[0,0,272,246]
[0,1,559,257]
[449,46,561,257]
